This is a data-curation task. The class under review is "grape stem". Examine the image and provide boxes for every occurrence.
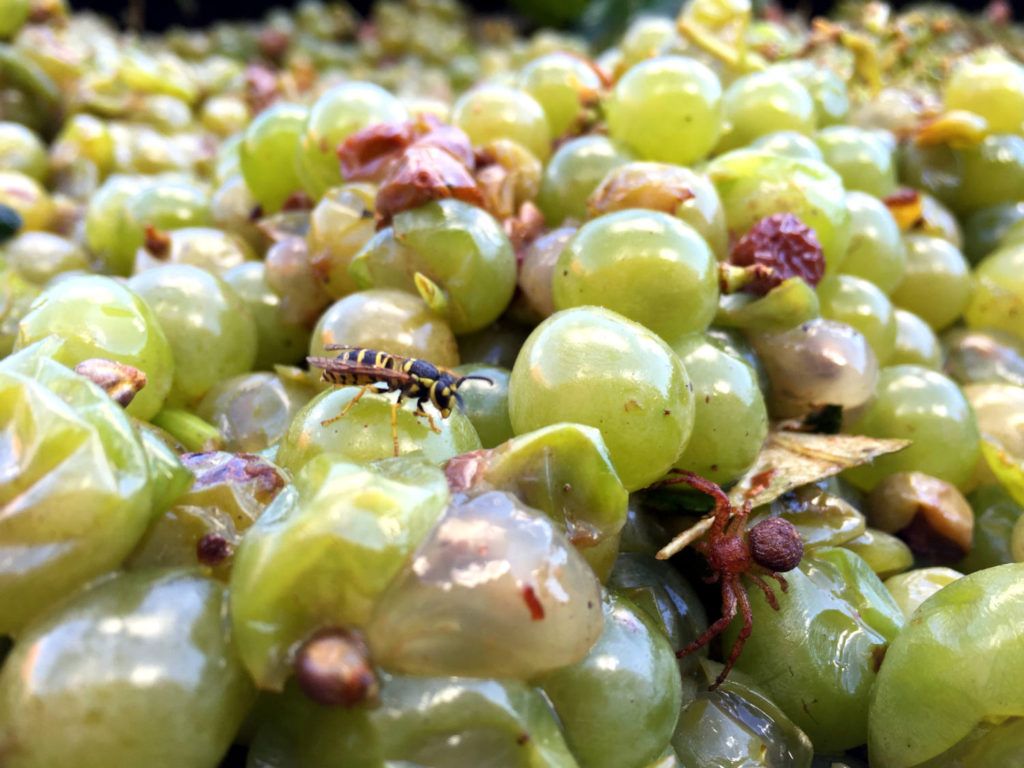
[655,516,714,560]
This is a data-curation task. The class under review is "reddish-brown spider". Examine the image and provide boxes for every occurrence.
[659,470,804,690]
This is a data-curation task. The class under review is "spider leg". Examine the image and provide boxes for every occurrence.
[656,470,733,538]
[711,578,753,690]
[676,579,737,660]
[746,571,780,611]
[321,383,376,426]
[755,565,791,593]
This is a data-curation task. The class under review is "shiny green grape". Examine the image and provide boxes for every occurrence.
[843,527,915,580]
[845,365,981,491]
[230,454,450,689]
[366,490,603,679]
[705,149,851,273]
[0,569,255,768]
[943,49,1024,135]
[965,242,1024,343]
[726,547,904,753]
[552,209,718,342]
[716,68,816,153]
[775,59,850,126]
[349,199,517,334]
[605,55,723,166]
[0,0,29,39]
[839,190,907,294]
[452,83,551,161]
[14,275,174,421]
[451,363,512,449]
[818,274,898,364]
[956,484,1021,573]
[538,592,683,768]
[133,226,256,277]
[84,174,152,275]
[275,384,481,473]
[0,121,46,181]
[750,130,825,162]
[961,202,1024,265]
[311,288,460,371]
[518,52,603,138]
[296,82,408,197]
[536,135,632,226]
[508,306,694,491]
[889,308,943,369]
[223,262,311,370]
[890,234,971,331]
[668,332,768,486]
[814,125,897,198]
[128,265,258,408]
[884,566,963,619]
[239,102,309,213]
[869,563,1024,768]
[1,231,89,286]
[0,338,154,635]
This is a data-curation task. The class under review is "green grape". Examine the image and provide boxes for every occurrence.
[0,570,255,768]
[230,454,451,689]
[845,365,980,491]
[366,490,603,679]
[128,265,257,408]
[705,149,851,273]
[223,262,311,370]
[14,275,174,421]
[248,673,578,768]
[199,93,250,137]
[890,234,971,331]
[843,527,915,580]
[617,16,677,69]
[0,338,154,635]
[451,363,513,448]
[311,288,460,371]
[725,547,904,753]
[750,129,825,162]
[944,48,1024,134]
[52,113,114,176]
[538,592,683,768]
[0,0,29,39]
[965,243,1024,343]
[884,566,964,619]
[451,83,547,151]
[508,306,694,492]
[605,55,723,166]
[839,190,906,294]
[869,563,1024,768]
[210,174,266,252]
[275,384,481,473]
[954,134,1024,213]
[961,202,1024,265]
[349,199,517,334]
[552,209,718,342]
[668,333,768,486]
[0,266,39,357]
[814,125,897,198]
[750,484,866,551]
[586,162,728,258]
[536,135,632,226]
[196,371,315,453]
[297,82,408,198]
[889,308,943,369]
[114,181,213,274]
[716,69,817,153]
[0,170,53,231]
[133,226,255,277]
[518,52,603,138]
[307,183,377,299]
[1,231,89,286]
[85,174,152,275]
[239,102,309,213]
[775,59,850,126]
[818,274,898,365]
[0,121,46,181]
[956,484,1021,573]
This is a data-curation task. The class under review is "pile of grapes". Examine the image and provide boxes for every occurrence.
[2,0,1024,765]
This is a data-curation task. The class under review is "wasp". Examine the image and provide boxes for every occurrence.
[306,345,492,456]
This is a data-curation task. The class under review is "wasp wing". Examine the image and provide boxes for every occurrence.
[306,357,415,384]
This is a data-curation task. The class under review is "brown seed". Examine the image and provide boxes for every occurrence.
[74,359,147,408]
[196,533,232,566]
[294,627,380,708]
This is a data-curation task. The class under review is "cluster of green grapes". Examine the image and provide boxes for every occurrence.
[2,0,1024,766]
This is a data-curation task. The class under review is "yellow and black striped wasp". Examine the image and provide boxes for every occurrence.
[306,345,492,456]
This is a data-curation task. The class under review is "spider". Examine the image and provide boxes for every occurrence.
[659,470,804,690]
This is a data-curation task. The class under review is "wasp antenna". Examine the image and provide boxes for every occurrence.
[323,344,358,351]
[459,375,494,385]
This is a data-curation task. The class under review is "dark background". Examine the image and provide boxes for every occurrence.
[68,0,1005,34]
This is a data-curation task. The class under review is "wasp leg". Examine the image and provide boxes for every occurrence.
[414,402,442,434]
[390,399,400,457]
[321,384,374,427]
